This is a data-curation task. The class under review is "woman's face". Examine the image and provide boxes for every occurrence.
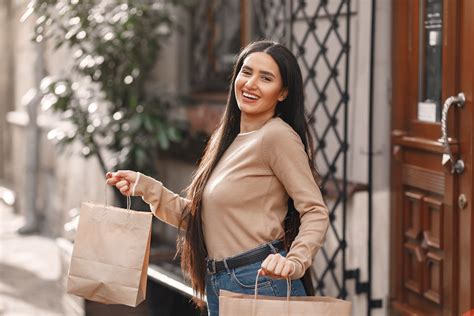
[234,52,287,119]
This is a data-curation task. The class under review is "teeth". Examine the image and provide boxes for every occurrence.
[243,92,258,100]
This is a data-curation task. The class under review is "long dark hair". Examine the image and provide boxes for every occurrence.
[178,40,319,305]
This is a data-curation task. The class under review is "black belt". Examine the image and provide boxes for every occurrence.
[206,240,285,274]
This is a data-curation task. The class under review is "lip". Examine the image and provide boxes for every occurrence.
[241,90,260,102]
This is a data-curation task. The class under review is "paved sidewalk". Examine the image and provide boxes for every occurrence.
[0,202,79,316]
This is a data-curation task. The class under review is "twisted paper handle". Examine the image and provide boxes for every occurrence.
[104,177,131,212]
[252,269,291,315]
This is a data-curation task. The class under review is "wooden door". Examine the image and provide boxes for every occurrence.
[390,0,473,315]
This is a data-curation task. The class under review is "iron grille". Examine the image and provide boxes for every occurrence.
[253,0,352,300]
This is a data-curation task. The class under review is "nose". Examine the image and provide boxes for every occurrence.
[244,75,257,89]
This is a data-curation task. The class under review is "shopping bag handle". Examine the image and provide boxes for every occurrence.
[254,269,291,300]
[252,269,291,315]
[104,179,132,212]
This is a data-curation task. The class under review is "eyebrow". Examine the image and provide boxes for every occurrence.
[241,65,276,78]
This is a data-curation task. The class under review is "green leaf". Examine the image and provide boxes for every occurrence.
[158,126,170,150]
[134,147,147,166]
[167,126,181,142]
[143,115,154,132]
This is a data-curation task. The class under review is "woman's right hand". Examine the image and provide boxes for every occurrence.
[106,170,139,197]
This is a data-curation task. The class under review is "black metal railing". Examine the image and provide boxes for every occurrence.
[253,0,382,314]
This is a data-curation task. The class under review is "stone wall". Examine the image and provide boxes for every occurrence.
[6,0,36,218]
[0,1,14,183]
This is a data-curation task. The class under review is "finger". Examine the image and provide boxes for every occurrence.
[119,185,130,196]
[116,170,136,182]
[106,178,119,185]
[280,263,293,278]
[107,171,127,181]
[106,171,124,184]
[106,174,123,184]
[264,254,280,275]
[273,257,287,276]
[288,260,296,276]
[116,180,129,189]
[115,170,129,179]
[261,254,274,272]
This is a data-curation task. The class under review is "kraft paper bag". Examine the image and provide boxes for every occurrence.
[219,278,352,316]
[67,201,152,307]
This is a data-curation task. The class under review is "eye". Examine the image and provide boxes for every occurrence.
[261,76,272,82]
[241,69,251,76]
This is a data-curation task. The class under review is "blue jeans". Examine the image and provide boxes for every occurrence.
[205,250,307,316]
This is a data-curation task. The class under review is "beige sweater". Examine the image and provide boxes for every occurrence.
[133,117,329,279]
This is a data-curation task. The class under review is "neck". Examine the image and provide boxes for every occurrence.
[239,112,275,133]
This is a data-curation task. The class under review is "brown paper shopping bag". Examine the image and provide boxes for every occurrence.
[219,275,352,315]
[67,199,152,307]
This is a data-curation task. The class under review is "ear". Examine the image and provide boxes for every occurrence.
[278,88,288,101]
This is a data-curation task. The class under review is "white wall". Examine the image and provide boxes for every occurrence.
[348,0,391,191]
[8,0,36,218]
[147,7,191,96]
[0,1,13,182]
[345,0,392,315]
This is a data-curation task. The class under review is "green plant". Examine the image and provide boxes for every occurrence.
[26,0,192,189]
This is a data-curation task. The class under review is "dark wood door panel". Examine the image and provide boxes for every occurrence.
[404,191,423,240]
[402,150,445,172]
[403,241,424,294]
[391,302,429,316]
[423,251,443,305]
[402,165,445,196]
[391,1,473,314]
[422,196,443,250]
[401,189,445,313]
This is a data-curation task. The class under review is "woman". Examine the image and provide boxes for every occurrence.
[106,40,329,315]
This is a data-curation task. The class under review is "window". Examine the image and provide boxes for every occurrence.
[190,0,274,92]
[417,0,443,122]
[190,0,242,91]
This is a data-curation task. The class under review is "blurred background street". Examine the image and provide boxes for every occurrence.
[0,200,76,316]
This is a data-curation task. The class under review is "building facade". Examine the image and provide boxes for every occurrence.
[1,0,473,315]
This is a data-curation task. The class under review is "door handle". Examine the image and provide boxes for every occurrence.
[438,92,465,174]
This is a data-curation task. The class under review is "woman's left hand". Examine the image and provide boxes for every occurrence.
[260,253,295,279]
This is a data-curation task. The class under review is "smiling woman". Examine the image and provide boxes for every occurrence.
[106,40,329,316]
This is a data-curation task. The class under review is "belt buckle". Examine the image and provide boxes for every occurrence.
[207,260,216,274]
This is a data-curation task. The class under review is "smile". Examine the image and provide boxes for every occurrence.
[242,91,259,100]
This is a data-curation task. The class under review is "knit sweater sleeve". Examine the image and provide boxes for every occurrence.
[132,172,190,229]
[262,123,329,279]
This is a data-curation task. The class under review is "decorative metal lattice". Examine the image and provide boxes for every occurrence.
[253,0,289,44]
[253,0,353,300]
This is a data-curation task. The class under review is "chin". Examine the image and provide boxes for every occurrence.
[239,106,258,115]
